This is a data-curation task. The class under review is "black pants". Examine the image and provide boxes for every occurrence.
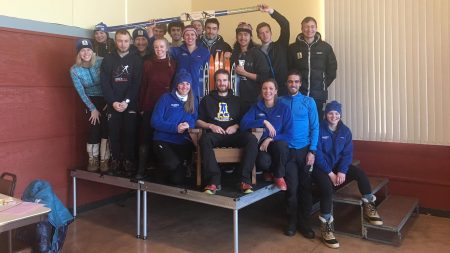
[285,146,312,226]
[153,140,193,184]
[87,96,108,144]
[256,140,289,178]
[200,131,258,185]
[313,99,325,121]
[107,108,137,161]
[312,164,372,214]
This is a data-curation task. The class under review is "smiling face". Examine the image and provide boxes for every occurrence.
[153,27,166,39]
[237,31,251,48]
[79,48,93,62]
[170,27,182,41]
[177,81,191,96]
[192,20,203,34]
[183,30,197,46]
[326,111,341,127]
[94,31,107,43]
[134,36,148,53]
[215,73,229,93]
[153,39,168,59]
[262,81,277,102]
[286,74,302,95]
[301,20,317,41]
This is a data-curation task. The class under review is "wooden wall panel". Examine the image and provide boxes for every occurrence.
[354,141,450,210]
[0,27,125,207]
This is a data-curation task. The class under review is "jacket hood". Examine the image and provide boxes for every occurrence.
[296,31,322,44]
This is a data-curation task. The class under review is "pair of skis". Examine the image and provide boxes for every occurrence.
[203,51,238,97]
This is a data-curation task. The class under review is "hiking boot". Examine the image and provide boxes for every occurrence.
[240,182,253,194]
[319,216,340,249]
[204,184,221,195]
[108,159,121,176]
[274,177,287,191]
[87,157,99,172]
[362,196,383,225]
[99,159,109,173]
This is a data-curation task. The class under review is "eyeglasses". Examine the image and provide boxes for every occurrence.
[287,80,301,84]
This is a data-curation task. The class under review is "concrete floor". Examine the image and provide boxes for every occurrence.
[63,193,450,253]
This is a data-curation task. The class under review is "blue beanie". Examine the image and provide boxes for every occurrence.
[324,100,342,115]
[94,22,108,32]
[174,70,192,86]
[132,28,149,41]
[76,38,93,53]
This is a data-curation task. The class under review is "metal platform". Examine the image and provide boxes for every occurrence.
[70,169,142,238]
[139,179,280,253]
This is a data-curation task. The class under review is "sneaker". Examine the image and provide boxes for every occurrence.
[204,184,221,195]
[263,172,274,182]
[274,177,287,191]
[240,182,253,194]
[87,157,99,172]
[319,216,340,249]
[99,159,109,173]
[362,196,383,225]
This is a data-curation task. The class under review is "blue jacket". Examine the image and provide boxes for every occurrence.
[240,100,293,142]
[170,44,210,98]
[151,91,198,144]
[70,58,103,112]
[315,120,353,174]
[279,93,319,150]
[22,180,73,252]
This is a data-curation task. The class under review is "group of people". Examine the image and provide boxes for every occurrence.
[70,4,382,249]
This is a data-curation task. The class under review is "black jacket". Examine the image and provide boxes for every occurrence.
[101,51,142,110]
[263,10,290,96]
[199,35,232,56]
[288,32,337,101]
[198,90,242,130]
[231,46,271,107]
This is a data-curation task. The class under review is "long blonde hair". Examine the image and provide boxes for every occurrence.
[183,88,195,114]
[75,50,97,67]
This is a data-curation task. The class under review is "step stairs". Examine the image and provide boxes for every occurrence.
[332,176,419,245]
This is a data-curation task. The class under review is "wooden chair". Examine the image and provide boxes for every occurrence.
[189,128,264,187]
[0,172,17,196]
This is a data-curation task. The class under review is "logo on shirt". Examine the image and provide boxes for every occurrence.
[171,103,180,108]
[316,52,323,55]
[297,52,302,59]
[114,65,130,82]
[322,136,329,140]
[215,102,231,121]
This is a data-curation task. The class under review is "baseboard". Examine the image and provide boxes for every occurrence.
[419,207,450,219]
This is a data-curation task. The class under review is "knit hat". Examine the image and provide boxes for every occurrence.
[132,28,149,41]
[182,25,198,37]
[94,22,108,32]
[76,38,93,53]
[236,22,253,36]
[174,70,192,85]
[324,100,342,115]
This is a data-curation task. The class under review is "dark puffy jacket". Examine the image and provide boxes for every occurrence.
[288,32,337,101]
[199,35,232,55]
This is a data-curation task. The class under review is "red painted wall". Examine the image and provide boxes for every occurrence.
[354,141,450,211]
[0,27,125,206]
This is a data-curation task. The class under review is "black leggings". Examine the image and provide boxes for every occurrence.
[86,96,108,144]
[312,164,372,215]
[256,140,289,178]
[153,140,193,184]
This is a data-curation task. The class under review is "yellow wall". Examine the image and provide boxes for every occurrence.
[1,0,321,41]
[0,0,191,30]
[191,0,324,44]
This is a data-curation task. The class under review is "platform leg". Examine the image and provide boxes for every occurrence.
[143,190,148,239]
[233,209,238,253]
[73,176,77,217]
[137,190,141,238]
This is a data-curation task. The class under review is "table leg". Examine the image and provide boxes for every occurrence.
[143,191,148,240]
[137,189,141,238]
[233,209,238,253]
[73,176,77,217]
[8,230,12,253]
